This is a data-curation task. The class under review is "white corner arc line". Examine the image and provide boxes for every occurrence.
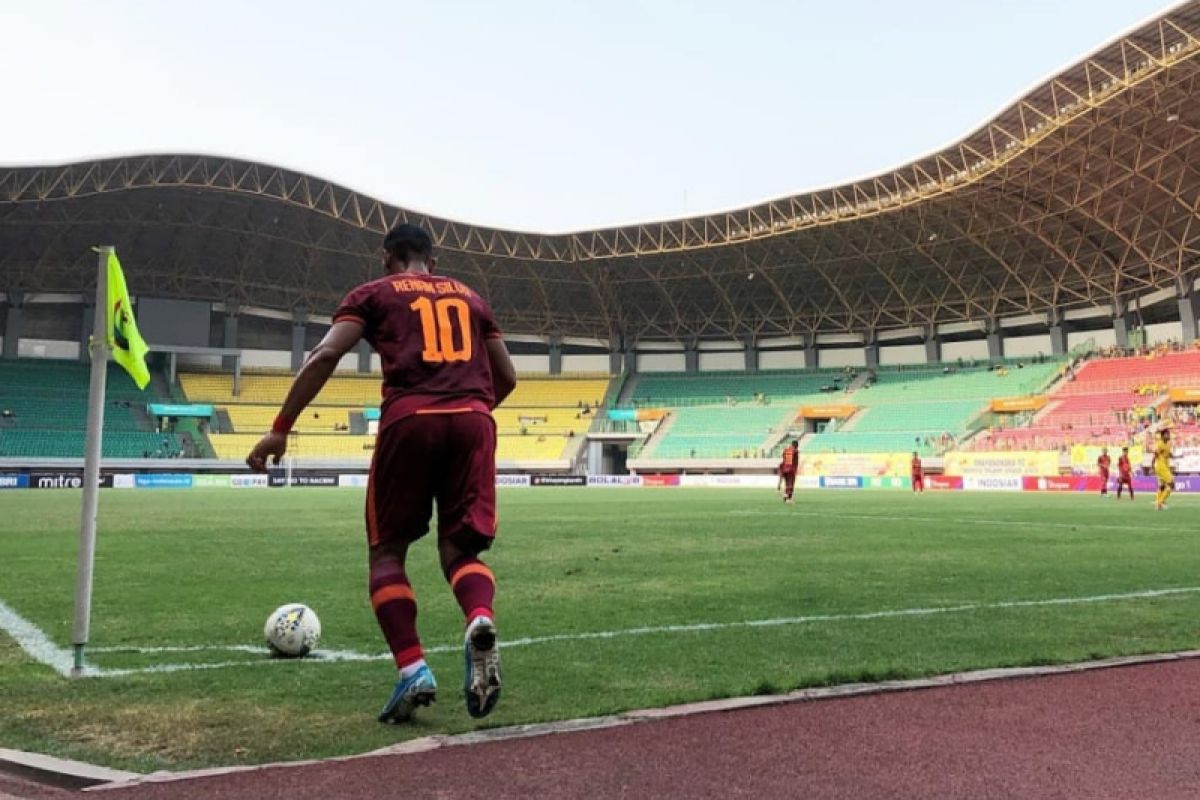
[6,585,1198,679]
[0,599,74,677]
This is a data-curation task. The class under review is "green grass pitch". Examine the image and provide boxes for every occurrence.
[1,487,1197,771]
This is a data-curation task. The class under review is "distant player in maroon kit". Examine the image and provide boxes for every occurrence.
[779,440,799,503]
[1097,447,1112,498]
[911,452,924,493]
[1116,446,1135,500]
[247,224,517,723]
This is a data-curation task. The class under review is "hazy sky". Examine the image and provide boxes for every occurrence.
[0,0,1176,231]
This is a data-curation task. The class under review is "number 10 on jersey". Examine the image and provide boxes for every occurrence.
[411,296,473,363]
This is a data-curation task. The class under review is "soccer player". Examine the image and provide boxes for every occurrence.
[247,224,517,723]
[1116,446,1134,500]
[911,452,924,493]
[779,439,799,503]
[1154,429,1175,510]
[1096,447,1111,497]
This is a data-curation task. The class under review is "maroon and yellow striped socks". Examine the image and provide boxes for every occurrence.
[369,560,424,672]
[445,556,496,625]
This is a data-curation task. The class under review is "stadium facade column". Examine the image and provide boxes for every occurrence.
[1178,281,1199,343]
[221,303,239,371]
[1,290,21,359]
[79,304,95,364]
[1112,304,1132,350]
[863,330,879,369]
[742,335,758,373]
[356,339,371,373]
[803,335,818,369]
[684,338,699,373]
[290,307,308,372]
[924,323,941,364]
[1048,309,1067,357]
[548,335,563,376]
[608,336,623,375]
[986,318,1003,360]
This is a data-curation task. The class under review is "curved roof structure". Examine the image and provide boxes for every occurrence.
[3,3,1200,342]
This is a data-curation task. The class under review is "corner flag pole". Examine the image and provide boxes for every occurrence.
[71,245,111,677]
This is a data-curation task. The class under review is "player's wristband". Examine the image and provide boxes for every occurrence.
[271,414,295,435]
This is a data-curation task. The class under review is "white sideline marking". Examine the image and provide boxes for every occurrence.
[7,585,1199,678]
[0,599,74,677]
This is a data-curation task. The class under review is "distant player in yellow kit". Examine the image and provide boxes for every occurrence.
[1153,429,1174,510]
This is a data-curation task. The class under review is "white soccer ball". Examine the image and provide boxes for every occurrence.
[264,603,321,658]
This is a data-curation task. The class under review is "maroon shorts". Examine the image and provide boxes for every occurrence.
[367,411,497,550]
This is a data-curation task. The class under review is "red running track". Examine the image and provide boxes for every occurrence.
[11,658,1200,799]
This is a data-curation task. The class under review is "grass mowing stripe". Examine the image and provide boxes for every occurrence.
[731,508,1191,533]
[62,584,1200,677]
[2,488,1198,770]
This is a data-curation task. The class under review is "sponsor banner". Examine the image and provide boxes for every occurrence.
[192,474,231,489]
[113,474,135,489]
[530,474,587,487]
[796,452,909,478]
[796,475,821,490]
[29,472,113,489]
[678,474,777,488]
[1174,446,1200,475]
[963,474,1023,492]
[231,474,269,489]
[364,408,381,421]
[587,474,643,487]
[943,451,1058,477]
[1130,474,1200,493]
[496,474,532,487]
[146,403,214,418]
[268,473,338,487]
[135,473,193,489]
[991,396,1047,413]
[338,474,370,488]
[820,476,863,489]
[864,476,912,490]
[0,472,28,489]
[641,474,681,487]
[1168,387,1200,403]
[1069,445,1144,474]
[1021,475,1104,492]
[799,404,857,419]
[925,475,963,491]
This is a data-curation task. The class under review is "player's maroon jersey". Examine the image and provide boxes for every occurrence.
[1097,454,1112,473]
[780,447,798,473]
[1118,455,1132,478]
[333,273,502,429]
[911,457,923,477]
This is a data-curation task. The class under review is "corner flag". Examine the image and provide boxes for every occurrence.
[105,250,150,390]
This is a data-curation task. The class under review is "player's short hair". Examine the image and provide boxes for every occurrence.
[791,439,799,446]
[383,223,434,262]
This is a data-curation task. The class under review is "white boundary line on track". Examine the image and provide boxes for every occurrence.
[5,585,1200,678]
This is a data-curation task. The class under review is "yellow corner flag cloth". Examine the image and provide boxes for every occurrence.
[106,250,151,390]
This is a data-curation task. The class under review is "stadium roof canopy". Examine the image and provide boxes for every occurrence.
[4,4,1200,343]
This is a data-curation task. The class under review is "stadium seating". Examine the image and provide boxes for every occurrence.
[630,370,848,405]
[800,362,1061,455]
[650,405,797,459]
[183,371,610,461]
[0,359,187,458]
[970,351,1200,451]
[206,431,571,462]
